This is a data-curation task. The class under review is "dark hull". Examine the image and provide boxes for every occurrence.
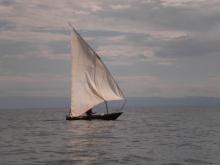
[66,112,123,121]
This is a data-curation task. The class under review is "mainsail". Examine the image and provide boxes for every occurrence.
[70,28,125,117]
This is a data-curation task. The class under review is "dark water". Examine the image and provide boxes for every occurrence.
[0,107,220,165]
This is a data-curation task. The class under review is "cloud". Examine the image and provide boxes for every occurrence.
[117,75,220,97]
[0,0,220,97]
[110,4,131,10]
[0,39,69,61]
[0,73,69,97]
[0,30,68,42]
[0,19,15,31]
[160,0,220,8]
[154,36,220,58]
[0,40,34,56]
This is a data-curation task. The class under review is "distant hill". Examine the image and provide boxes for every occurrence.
[125,97,220,107]
[0,96,220,109]
[0,96,69,109]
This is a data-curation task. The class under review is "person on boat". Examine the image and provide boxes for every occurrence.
[86,108,94,117]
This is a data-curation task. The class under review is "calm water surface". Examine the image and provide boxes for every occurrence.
[0,107,220,165]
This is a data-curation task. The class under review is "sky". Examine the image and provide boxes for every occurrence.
[0,0,220,98]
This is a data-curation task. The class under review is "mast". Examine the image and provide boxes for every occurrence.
[105,101,109,114]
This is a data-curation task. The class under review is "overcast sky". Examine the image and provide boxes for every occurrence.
[0,0,220,98]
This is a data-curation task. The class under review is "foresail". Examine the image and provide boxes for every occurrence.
[70,28,125,117]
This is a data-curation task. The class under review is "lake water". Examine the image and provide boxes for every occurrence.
[0,107,220,165]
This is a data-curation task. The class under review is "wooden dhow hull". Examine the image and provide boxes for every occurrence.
[66,112,123,121]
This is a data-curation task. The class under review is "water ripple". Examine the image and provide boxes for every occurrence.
[0,107,220,165]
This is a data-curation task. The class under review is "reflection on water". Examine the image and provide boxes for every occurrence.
[0,107,220,164]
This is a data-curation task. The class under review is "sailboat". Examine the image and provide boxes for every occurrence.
[66,25,126,120]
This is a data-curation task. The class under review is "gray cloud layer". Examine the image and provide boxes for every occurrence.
[0,0,220,97]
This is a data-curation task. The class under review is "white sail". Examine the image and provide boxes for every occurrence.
[70,28,125,117]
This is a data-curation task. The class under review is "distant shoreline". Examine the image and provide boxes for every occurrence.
[1,96,220,109]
